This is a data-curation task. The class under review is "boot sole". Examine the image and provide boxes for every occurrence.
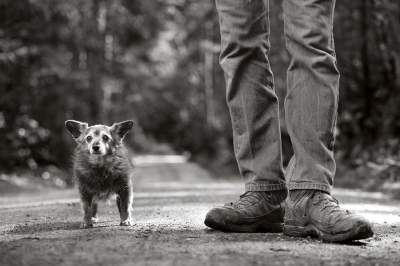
[283,223,374,242]
[204,214,283,233]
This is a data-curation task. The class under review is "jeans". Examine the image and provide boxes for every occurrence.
[216,0,339,193]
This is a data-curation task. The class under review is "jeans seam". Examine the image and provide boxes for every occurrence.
[239,87,255,171]
[329,0,336,49]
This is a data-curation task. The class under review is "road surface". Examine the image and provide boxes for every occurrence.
[1,158,400,266]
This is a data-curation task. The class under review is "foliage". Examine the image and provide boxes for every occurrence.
[333,0,400,189]
[1,0,400,190]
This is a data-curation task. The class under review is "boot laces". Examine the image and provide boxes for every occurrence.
[313,193,350,216]
[229,191,267,209]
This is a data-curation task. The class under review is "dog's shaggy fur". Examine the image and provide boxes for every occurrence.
[65,120,134,228]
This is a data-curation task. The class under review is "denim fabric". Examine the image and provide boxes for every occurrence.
[215,0,339,193]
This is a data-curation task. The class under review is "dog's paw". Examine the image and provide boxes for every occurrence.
[81,222,94,229]
[91,217,99,223]
[120,219,133,226]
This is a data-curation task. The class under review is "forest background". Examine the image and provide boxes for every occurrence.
[1,0,400,194]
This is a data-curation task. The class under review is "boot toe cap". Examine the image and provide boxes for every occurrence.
[204,207,234,230]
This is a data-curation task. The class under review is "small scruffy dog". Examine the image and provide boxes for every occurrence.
[65,120,134,228]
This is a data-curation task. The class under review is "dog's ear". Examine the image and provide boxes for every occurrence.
[110,120,134,142]
[65,120,88,140]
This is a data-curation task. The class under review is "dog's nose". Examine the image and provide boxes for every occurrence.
[93,145,100,152]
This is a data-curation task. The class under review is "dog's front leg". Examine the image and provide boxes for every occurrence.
[117,186,133,226]
[81,192,95,228]
[91,201,99,223]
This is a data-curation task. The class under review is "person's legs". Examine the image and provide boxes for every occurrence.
[204,0,287,232]
[284,0,338,192]
[282,0,373,241]
[218,0,286,191]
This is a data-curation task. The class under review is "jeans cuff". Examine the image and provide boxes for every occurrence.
[245,182,287,192]
[287,182,331,194]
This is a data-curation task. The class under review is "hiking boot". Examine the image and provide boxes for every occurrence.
[204,191,286,232]
[283,190,374,242]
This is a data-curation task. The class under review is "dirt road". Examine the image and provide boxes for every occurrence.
[1,159,400,266]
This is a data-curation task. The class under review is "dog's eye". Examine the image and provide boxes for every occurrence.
[86,136,92,142]
[102,135,109,142]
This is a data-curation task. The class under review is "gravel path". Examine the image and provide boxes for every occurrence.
[1,161,400,266]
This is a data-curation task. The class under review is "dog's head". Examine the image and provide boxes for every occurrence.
[65,120,134,156]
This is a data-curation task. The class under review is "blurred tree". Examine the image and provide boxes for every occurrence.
[0,0,400,190]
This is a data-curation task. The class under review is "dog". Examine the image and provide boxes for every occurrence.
[65,120,134,228]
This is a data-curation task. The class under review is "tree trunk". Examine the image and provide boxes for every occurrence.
[360,0,373,143]
[86,0,105,124]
